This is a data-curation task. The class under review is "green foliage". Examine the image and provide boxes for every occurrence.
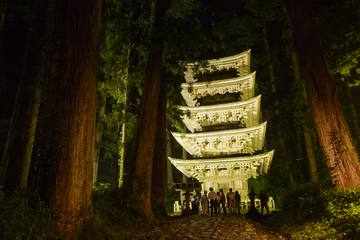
[92,186,152,240]
[97,0,153,185]
[0,190,56,240]
[283,183,326,221]
[266,186,360,239]
[164,189,179,215]
[324,189,360,239]
[285,221,342,240]
[315,0,360,87]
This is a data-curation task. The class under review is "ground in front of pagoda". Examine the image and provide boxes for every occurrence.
[134,215,288,240]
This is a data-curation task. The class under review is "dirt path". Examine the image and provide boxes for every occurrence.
[135,215,288,240]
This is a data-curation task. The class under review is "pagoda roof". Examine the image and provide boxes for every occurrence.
[168,150,274,179]
[179,95,261,132]
[171,122,267,157]
[183,49,251,83]
[181,72,256,106]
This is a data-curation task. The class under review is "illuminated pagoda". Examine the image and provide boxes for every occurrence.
[169,50,274,200]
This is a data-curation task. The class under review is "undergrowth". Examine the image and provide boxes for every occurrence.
[0,190,57,240]
[92,183,153,240]
[265,183,360,239]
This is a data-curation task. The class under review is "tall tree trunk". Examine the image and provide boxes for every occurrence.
[132,0,168,221]
[118,46,131,188]
[0,34,28,187]
[286,0,360,188]
[263,26,295,185]
[166,132,173,190]
[303,124,319,182]
[51,0,101,235]
[19,86,41,188]
[93,100,105,184]
[152,76,167,217]
[1,0,49,191]
[30,0,102,237]
[291,51,319,182]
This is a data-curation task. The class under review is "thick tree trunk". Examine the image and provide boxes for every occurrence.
[30,0,102,237]
[51,0,101,236]
[152,77,167,217]
[132,0,168,221]
[286,0,360,188]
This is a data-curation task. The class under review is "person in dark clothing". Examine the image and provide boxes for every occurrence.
[259,190,269,215]
[248,188,256,209]
[246,188,260,219]
[235,191,241,214]
[208,187,217,216]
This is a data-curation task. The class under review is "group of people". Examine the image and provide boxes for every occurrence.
[199,187,241,216]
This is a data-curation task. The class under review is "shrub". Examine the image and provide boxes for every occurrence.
[265,185,360,239]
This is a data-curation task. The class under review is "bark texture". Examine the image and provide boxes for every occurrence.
[30,0,102,237]
[152,76,167,217]
[132,0,168,221]
[51,0,101,235]
[286,0,360,188]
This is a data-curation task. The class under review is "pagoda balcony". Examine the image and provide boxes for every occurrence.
[181,72,256,106]
[168,150,274,180]
[171,122,267,157]
[183,49,251,83]
[179,95,261,132]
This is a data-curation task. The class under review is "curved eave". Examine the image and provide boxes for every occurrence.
[183,50,251,83]
[173,121,266,138]
[181,72,256,106]
[171,122,267,157]
[168,149,274,178]
[179,95,261,132]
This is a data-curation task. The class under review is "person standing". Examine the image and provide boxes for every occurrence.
[248,188,256,210]
[259,190,269,215]
[208,187,217,216]
[200,191,209,215]
[227,188,236,214]
[235,191,241,215]
[219,189,227,215]
[215,192,221,214]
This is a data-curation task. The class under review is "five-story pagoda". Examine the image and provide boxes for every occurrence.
[169,50,274,200]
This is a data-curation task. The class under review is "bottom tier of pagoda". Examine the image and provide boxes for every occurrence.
[169,150,274,200]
